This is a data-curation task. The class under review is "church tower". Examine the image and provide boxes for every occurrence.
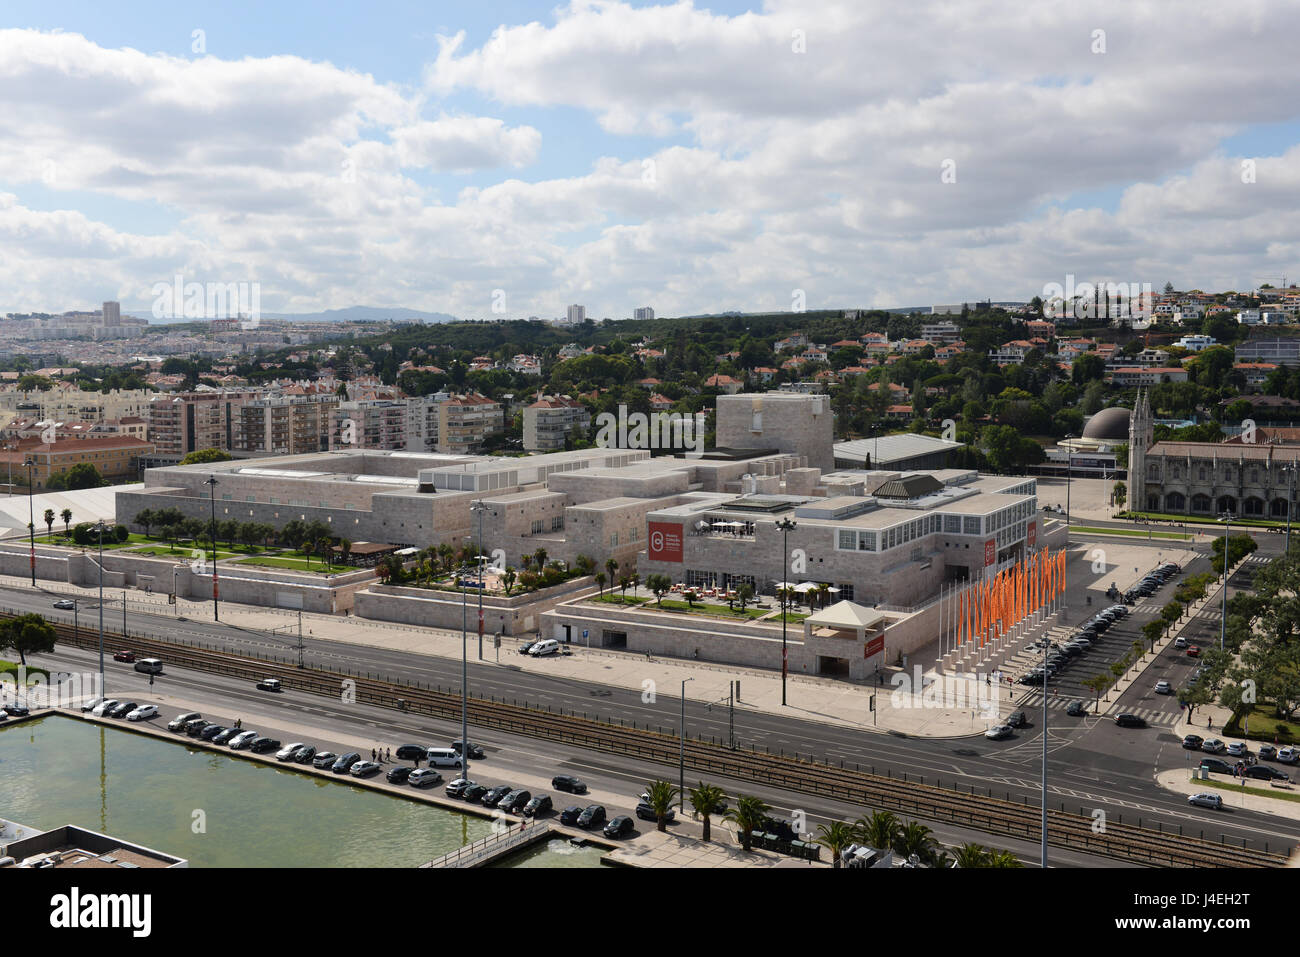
[1128,389,1153,510]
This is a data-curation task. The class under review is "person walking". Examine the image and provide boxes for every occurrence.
[371,748,377,762]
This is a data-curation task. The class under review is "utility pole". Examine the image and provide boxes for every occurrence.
[679,677,694,811]
[776,517,797,706]
[297,610,304,669]
[472,500,487,660]
[24,457,36,586]
[205,475,220,620]
[122,589,127,638]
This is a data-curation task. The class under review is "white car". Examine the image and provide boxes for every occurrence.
[1225,742,1249,757]
[529,639,561,657]
[1188,792,1223,810]
[125,704,158,722]
[90,699,120,717]
[985,725,1012,740]
[228,730,259,750]
[1154,680,1172,695]
[276,742,306,761]
[82,697,108,713]
[1202,738,1227,754]
[1174,637,1188,649]
[1278,747,1298,764]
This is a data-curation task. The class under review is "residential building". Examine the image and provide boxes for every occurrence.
[523,395,591,451]
[566,304,586,324]
[634,307,654,321]
[1174,334,1217,352]
[0,435,154,488]
[436,393,504,454]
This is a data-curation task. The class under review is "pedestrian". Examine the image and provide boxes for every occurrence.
[371,748,376,761]
[385,747,391,762]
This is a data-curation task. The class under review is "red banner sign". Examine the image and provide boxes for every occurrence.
[984,539,996,567]
[648,522,684,563]
[864,634,885,659]
[1027,521,1036,547]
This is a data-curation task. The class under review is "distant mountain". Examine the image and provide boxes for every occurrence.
[130,305,459,325]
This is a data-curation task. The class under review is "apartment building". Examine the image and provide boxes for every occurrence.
[523,395,591,451]
[147,389,261,462]
[330,398,409,451]
[436,393,504,454]
[0,435,155,488]
[634,307,654,321]
[234,392,338,456]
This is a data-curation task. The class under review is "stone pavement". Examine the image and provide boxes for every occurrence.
[1155,768,1300,828]
[604,827,826,868]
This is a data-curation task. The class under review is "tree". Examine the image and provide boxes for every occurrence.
[43,508,54,537]
[502,567,517,596]
[736,583,755,611]
[0,613,57,666]
[618,575,631,601]
[178,448,234,466]
[594,572,606,598]
[816,820,857,868]
[605,557,619,585]
[63,463,103,490]
[953,843,990,868]
[893,820,937,863]
[723,795,770,852]
[643,779,679,832]
[61,508,72,535]
[646,573,672,607]
[854,809,900,851]
[1112,481,1126,509]
[688,782,728,842]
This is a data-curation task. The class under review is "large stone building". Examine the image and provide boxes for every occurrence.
[716,392,835,472]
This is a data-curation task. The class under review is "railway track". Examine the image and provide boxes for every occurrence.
[44,618,1289,868]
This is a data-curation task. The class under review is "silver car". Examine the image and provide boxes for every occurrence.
[1188,792,1223,810]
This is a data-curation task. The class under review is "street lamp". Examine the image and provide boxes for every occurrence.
[775,517,797,707]
[1219,510,1234,651]
[459,549,472,783]
[204,475,219,620]
[679,677,694,811]
[24,457,36,586]
[471,500,488,660]
[91,520,110,697]
[1063,435,1075,533]
[1284,464,1297,557]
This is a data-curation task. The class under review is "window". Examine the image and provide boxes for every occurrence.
[944,515,961,534]
[860,532,875,551]
[837,584,854,602]
[1198,468,1206,480]
[838,530,855,550]
[531,519,544,534]
[963,517,980,535]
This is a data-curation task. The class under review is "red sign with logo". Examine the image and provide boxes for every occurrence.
[1027,521,1036,547]
[864,634,885,659]
[984,539,996,566]
[648,522,684,563]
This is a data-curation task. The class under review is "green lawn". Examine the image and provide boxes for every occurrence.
[1071,525,1193,541]
[234,555,340,574]
[1223,703,1300,744]
[1,660,49,680]
[34,534,140,550]
[1194,776,1300,804]
[130,545,242,560]
[1124,511,1289,530]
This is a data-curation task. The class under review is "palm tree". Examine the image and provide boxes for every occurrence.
[533,547,548,569]
[893,820,936,863]
[987,849,1024,868]
[502,567,517,596]
[605,557,619,585]
[854,810,900,851]
[43,508,55,537]
[815,820,857,868]
[688,783,728,842]
[61,508,72,535]
[815,582,832,610]
[723,794,770,852]
[618,575,630,601]
[953,843,990,868]
[643,779,679,832]
[595,572,606,598]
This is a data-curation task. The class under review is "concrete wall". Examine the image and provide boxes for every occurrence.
[354,575,597,636]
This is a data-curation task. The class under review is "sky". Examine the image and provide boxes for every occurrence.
[2,0,1299,320]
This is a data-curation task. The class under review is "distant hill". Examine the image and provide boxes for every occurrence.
[132,305,459,325]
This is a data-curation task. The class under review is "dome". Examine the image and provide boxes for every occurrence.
[1082,407,1132,442]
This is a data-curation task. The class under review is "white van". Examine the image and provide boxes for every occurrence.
[529,639,560,658]
[425,748,464,769]
[134,658,163,675]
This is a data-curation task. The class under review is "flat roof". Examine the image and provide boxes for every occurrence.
[834,433,965,465]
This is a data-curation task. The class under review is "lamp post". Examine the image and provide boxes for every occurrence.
[679,677,694,811]
[24,457,36,586]
[459,551,471,783]
[204,476,219,620]
[1219,510,1233,651]
[471,500,487,660]
[92,520,109,697]
[775,517,797,707]
[1063,435,1075,534]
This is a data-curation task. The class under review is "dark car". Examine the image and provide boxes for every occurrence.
[522,794,552,818]
[451,740,486,760]
[112,650,135,663]
[1066,701,1087,716]
[519,639,541,655]
[108,701,137,719]
[445,778,477,798]
[1200,758,1234,774]
[387,766,413,784]
[1245,765,1289,781]
[499,789,532,814]
[462,784,489,802]
[481,785,513,808]
[1115,713,1146,728]
[635,802,675,823]
[249,737,280,754]
[2,702,31,717]
[1182,734,1204,750]
[603,816,635,839]
[1006,711,1027,728]
[576,805,607,829]
[199,723,227,741]
[212,727,242,745]
[184,717,209,736]
[395,744,427,761]
[559,805,585,826]
[551,774,588,794]
[313,751,339,769]
[331,752,361,774]
[292,745,317,764]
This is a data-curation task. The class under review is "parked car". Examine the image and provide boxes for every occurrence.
[349,761,382,778]
[249,737,280,754]
[529,639,561,657]
[559,805,585,826]
[292,745,317,764]
[1066,701,1088,716]
[481,785,513,808]
[53,598,76,610]
[444,778,476,797]
[522,795,552,818]
[386,766,413,784]
[1155,680,1172,695]
[1258,744,1278,761]
[1115,713,1146,728]
[183,717,209,736]
[106,701,137,719]
[1186,645,1201,657]
[1278,747,1299,765]
[576,805,607,829]
[499,789,532,814]
[199,724,227,741]
[1225,742,1250,757]
[409,769,443,788]
[635,801,674,823]
[551,774,588,794]
[1199,758,1234,774]
[312,751,339,769]
[1188,792,1223,810]
[83,697,109,714]
[603,816,635,839]
[168,711,201,730]
[229,730,260,750]
[112,650,135,663]
[1174,637,1188,649]
[1246,765,1289,781]
[518,639,542,655]
[1182,735,1204,750]
[461,784,489,802]
[276,742,307,761]
[396,744,427,761]
[331,752,361,773]
[125,705,158,722]
[1201,739,1227,754]
[2,701,30,717]
[255,678,282,692]
[212,727,242,746]
[451,740,486,760]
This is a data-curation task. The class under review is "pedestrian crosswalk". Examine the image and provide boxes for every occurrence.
[1008,691,1179,726]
